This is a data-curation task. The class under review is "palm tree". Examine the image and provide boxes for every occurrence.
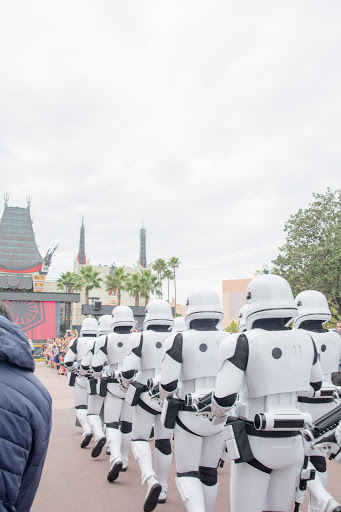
[139,269,161,306]
[57,271,77,292]
[152,258,167,298]
[73,266,103,305]
[162,268,174,303]
[105,267,127,306]
[125,272,142,307]
[168,257,181,313]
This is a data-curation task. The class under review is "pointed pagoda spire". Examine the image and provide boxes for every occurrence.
[139,221,147,268]
[0,198,43,273]
[77,217,86,265]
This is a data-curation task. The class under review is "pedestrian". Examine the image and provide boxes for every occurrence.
[0,300,52,512]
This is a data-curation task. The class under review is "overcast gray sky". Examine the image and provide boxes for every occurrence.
[1,1,340,305]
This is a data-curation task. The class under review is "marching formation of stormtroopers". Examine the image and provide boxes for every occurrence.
[64,275,341,512]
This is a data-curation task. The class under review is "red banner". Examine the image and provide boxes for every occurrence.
[4,300,57,340]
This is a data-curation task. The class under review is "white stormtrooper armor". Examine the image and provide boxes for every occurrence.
[238,304,248,333]
[294,291,341,512]
[91,306,136,482]
[213,275,324,512]
[172,316,186,333]
[121,299,174,511]
[65,317,98,448]
[160,289,226,512]
[81,315,112,459]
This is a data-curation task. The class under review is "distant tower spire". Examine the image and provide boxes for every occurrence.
[77,217,86,265]
[139,222,147,268]
[4,193,9,207]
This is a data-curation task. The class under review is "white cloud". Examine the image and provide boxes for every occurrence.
[1,0,340,305]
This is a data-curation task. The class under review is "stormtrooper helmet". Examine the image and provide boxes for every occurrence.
[245,274,297,330]
[97,315,113,336]
[80,317,98,337]
[173,316,186,333]
[144,299,174,330]
[238,304,249,333]
[185,289,224,330]
[293,290,331,329]
[112,305,136,329]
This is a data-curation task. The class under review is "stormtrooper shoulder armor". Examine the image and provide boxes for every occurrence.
[217,333,241,372]
[94,334,108,354]
[68,337,78,354]
[125,332,143,357]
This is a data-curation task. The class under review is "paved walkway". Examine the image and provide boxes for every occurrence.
[32,363,341,512]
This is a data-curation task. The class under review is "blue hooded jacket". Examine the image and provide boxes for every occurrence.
[0,316,52,512]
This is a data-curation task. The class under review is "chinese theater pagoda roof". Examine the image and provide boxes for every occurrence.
[0,205,43,273]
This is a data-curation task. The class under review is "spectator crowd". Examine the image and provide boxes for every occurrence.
[43,330,75,376]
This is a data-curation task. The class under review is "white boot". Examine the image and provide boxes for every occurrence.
[132,440,156,484]
[202,482,218,512]
[121,431,132,471]
[144,475,162,512]
[88,415,106,458]
[132,440,161,512]
[175,476,205,512]
[76,409,92,448]
[307,474,341,512]
[155,448,172,504]
[106,428,123,482]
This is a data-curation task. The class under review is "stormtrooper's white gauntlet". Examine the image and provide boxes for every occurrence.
[210,394,231,426]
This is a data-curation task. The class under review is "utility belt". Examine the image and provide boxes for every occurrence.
[224,407,311,463]
[160,397,195,429]
[87,377,98,395]
[125,382,149,406]
[298,397,335,404]
[67,371,77,387]
[98,376,121,397]
[298,386,339,404]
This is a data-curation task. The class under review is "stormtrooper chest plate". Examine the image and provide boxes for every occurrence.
[107,333,129,365]
[181,330,226,381]
[140,331,170,370]
[308,330,341,375]
[246,329,314,397]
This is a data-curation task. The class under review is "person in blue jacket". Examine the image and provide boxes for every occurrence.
[0,301,52,512]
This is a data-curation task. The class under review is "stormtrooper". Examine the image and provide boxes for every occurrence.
[64,317,98,448]
[159,289,227,512]
[238,303,249,333]
[121,299,174,512]
[91,306,136,482]
[172,316,186,333]
[294,290,341,512]
[212,274,324,512]
[79,314,112,458]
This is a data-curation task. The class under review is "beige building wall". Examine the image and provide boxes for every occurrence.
[222,278,252,329]
[170,298,187,317]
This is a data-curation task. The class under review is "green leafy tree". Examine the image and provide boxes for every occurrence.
[168,257,181,312]
[152,258,167,298]
[105,267,127,306]
[57,271,78,291]
[272,188,341,322]
[73,266,103,305]
[224,320,240,333]
[162,268,174,303]
[125,272,143,307]
[139,269,161,306]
